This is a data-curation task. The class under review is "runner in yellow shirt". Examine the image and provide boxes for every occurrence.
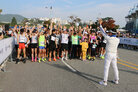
[80,38,88,61]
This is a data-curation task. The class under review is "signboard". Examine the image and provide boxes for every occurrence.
[0,37,14,65]
[119,37,138,46]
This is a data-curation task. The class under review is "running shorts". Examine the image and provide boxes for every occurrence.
[31,43,38,48]
[19,43,25,49]
[39,46,45,49]
[61,43,68,51]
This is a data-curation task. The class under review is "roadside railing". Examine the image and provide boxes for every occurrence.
[0,37,15,72]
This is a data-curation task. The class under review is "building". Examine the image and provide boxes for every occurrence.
[125,4,138,33]
[39,17,69,25]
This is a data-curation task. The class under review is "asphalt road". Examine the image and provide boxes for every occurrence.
[0,48,138,92]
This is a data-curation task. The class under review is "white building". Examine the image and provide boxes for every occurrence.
[125,4,138,33]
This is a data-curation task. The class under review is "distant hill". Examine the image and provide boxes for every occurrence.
[0,14,25,24]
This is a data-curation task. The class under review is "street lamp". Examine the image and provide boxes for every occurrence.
[45,6,53,19]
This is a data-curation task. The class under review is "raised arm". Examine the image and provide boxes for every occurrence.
[99,19,109,39]
[49,21,53,35]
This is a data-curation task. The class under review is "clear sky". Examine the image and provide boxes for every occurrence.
[0,0,138,27]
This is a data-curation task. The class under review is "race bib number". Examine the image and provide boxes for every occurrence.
[20,38,25,42]
[56,38,59,42]
[103,40,107,43]
[74,38,77,42]
[41,42,44,45]
[51,36,55,41]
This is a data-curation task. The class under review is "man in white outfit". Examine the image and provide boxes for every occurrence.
[99,19,120,86]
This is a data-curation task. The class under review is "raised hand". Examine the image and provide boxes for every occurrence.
[98,19,103,25]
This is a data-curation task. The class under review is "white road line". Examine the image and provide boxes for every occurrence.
[61,60,77,72]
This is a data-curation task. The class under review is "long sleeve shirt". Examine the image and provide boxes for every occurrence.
[100,25,120,53]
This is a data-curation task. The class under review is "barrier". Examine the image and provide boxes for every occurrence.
[0,37,15,65]
[119,37,138,46]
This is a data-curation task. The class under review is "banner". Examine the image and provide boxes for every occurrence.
[0,37,15,65]
[119,37,138,46]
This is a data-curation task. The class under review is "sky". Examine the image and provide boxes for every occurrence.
[0,0,138,27]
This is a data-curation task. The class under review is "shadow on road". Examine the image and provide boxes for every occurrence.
[119,69,138,75]
[45,62,102,84]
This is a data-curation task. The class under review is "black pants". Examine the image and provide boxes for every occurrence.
[71,45,78,59]
[91,48,96,57]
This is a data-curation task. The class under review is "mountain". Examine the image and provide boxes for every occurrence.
[0,14,25,24]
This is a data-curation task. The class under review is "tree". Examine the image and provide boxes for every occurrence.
[101,17,116,30]
[68,15,81,26]
[0,9,2,14]
[43,20,51,28]
[21,18,29,26]
[11,17,17,26]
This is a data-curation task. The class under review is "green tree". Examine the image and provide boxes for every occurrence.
[21,18,29,26]
[43,20,51,28]
[68,15,81,26]
[0,9,2,14]
[11,17,17,26]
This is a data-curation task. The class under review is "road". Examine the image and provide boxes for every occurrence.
[0,48,138,92]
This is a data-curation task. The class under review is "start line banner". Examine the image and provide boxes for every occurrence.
[119,37,138,46]
[0,37,15,65]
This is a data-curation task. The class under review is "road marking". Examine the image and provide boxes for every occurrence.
[118,59,138,67]
[117,61,138,70]
[61,60,77,72]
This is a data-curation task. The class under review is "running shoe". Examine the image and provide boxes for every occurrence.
[32,57,34,62]
[35,57,37,62]
[57,57,60,59]
[65,57,68,61]
[48,58,51,62]
[53,58,56,62]
[99,81,107,86]
[42,58,46,62]
[38,58,41,63]
[88,56,91,60]
[112,80,119,84]
[23,58,26,64]
[100,54,102,58]
[16,59,20,64]
[44,58,47,61]
[101,56,105,59]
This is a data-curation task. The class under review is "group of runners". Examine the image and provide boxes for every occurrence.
[1,19,121,86]
[11,22,109,64]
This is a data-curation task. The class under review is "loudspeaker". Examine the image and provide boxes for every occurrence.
[5,24,9,31]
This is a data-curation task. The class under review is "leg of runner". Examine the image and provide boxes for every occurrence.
[49,51,52,62]
[43,49,46,61]
[65,50,68,60]
[23,48,26,63]
[31,48,34,62]
[38,49,42,63]
[16,49,21,64]
[53,51,56,61]
[35,48,37,62]
[61,50,64,61]
[42,49,46,62]
[57,48,60,59]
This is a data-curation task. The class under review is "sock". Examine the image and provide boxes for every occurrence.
[32,57,33,61]
[35,57,37,61]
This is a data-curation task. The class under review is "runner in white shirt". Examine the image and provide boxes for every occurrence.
[61,30,69,61]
